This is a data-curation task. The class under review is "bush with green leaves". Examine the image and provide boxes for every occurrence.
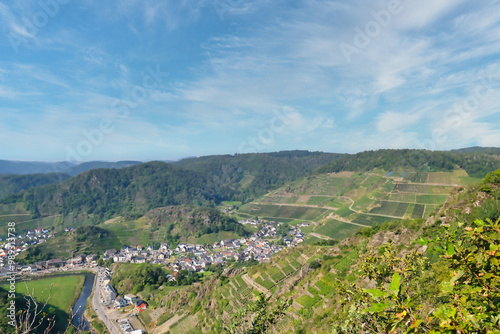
[333,218,500,333]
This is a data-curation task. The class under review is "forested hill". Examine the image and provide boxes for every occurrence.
[173,150,343,199]
[315,149,500,178]
[5,151,342,223]
[21,161,220,220]
[0,173,71,200]
[0,160,141,176]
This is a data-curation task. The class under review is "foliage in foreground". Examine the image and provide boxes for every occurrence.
[225,293,292,334]
[334,218,500,333]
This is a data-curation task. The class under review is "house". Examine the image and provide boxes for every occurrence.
[134,299,148,312]
[135,257,146,264]
[46,259,65,268]
[130,330,145,334]
[124,294,138,304]
[114,296,128,308]
[101,284,117,305]
[86,254,97,263]
[104,249,117,259]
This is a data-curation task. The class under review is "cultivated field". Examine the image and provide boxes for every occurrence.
[238,169,472,242]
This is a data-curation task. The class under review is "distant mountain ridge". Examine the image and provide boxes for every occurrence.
[0,160,142,176]
[0,173,72,200]
[315,148,500,178]
[2,148,500,226]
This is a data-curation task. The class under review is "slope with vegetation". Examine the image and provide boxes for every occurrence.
[0,173,71,200]
[13,205,249,261]
[316,148,500,178]
[237,168,474,244]
[126,170,500,333]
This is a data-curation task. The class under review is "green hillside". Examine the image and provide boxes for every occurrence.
[15,206,249,260]
[0,173,70,200]
[173,150,343,200]
[237,169,475,242]
[1,151,342,226]
[315,149,500,178]
[131,170,500,333]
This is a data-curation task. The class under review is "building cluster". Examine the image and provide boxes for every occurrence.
[102,243,171,265]
[0,253,97,278]
[1,220,306,279]
[0,228,53,268]
[99,268,148,311]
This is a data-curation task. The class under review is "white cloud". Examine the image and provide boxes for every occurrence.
[376,110,423,133]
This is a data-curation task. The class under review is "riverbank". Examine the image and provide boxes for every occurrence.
[0,274,86,333]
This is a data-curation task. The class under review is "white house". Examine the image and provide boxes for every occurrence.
[101,284,117,305]
[114,296,128,308]
[124,294,138,304]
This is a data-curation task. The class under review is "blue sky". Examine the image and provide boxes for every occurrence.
[1,0,499,162]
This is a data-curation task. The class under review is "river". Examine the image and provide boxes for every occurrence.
[72,272,96,331]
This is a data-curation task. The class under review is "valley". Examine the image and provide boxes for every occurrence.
[0,149,499,333]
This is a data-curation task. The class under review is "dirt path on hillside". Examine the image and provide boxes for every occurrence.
[310,233,334,240]
[242,273,271,297]
[326,212,369,228]
[256,202,338,211]
[341,196,404,220]
[151,313,184,334]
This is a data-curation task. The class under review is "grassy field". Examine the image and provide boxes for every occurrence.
[239,204,328,221]
[1,275,85,333]
[352,214,399,226]
[416,194,449,205]
[394,184,455,194]
[306,196,335,206]
[369,201,410,217]
[315,219,360,240]
[352,196,376,211]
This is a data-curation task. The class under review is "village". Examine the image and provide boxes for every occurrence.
[0,219,306,279]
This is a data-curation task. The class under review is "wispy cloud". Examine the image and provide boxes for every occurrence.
[0,0,499,160]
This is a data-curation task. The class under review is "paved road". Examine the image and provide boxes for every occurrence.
[92,268,121,334]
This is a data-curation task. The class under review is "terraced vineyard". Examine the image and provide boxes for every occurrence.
[248,251,310,293]
[369,201,409,217]
[238,170,473,243]
[315,219,360,240]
